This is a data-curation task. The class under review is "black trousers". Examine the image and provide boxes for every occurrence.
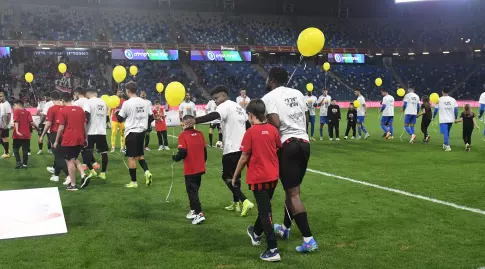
[48,133,68,176]
[185,174,203,214]
[421,118,431,138]
[13,139,30,165]
[328,121,339,138]
[253,186,277,250]
[157,131,168,147]
[345,121,356,137]
[463,127,473,145]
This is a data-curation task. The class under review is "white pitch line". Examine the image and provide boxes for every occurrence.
[307,168,485,216]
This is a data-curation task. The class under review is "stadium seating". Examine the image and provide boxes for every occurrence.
[241,15,297,46]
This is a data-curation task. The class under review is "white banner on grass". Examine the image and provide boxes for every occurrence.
[0,187,67,240]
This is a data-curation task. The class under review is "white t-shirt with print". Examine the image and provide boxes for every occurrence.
[216,100,247,155]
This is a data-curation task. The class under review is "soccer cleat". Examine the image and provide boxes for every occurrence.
[273,224,290,240]
[425,135,431,142]
[296,238,319,253]
[247,226,262,246]
[66,185,78,191]
[145,170,153,186]
[28,152,31,156]
[47,166,55,174]
[192,213,206,225]
[158,145,164,151]
[37,150,43,155]
[80,175,91,189]
[186,210,197,219]
[63,176,71,186]
[385,132,391,140]
[22,165,27,169]
[364,133,370,139]
[235,202,241,212]
[98,172,106,180]
[111,148,115,153]
[15,162,23,169]
[260,249,281,262]
[445,145,452,152]
[241,199,254,217]
[121,148,126,154]
[145,147,151,151]
[224,202,237,211]
[50,175,60,182]
[442,144,446,150]
[87,169,97,179]
[164,146,170,150]
[350,136,355,140]
[356,136,362,140]
[310,137,316,141]
[388,136,394,140]
[410,134,416,144]
[1,153,10,159]
[344,136,348,140]
[319,137,323,141]
[329,138,333,141]
[336,138,340,141]
[125,182,138,188]
[48,150,52,154]
[465,143,471,151]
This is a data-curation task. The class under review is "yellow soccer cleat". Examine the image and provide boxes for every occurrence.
[124,182,138,188]
[98,172,106,180]
[241,200,254,217]
[145,171,152,186]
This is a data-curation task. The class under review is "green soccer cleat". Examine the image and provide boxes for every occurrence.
[145,171,152,186]
[235,202,241,212]
[98,172,106,180]
[241,199,254,217]
[88,169,97,179]
[225,202,237,211]
[124,182,138,188]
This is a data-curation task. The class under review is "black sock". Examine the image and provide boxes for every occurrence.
[2,141,9,154]
[225,181,247,202]
[139,159,149,172]
[145,134,150,148]
[47,141,51,150]
[39,142,43,150]
[283,206,293,229]
[82,151,93,170]
[219,133,223,142]
[101,153,108,172]
[293,212,312,237]
[209,133,213,146]
[129,168,137,182]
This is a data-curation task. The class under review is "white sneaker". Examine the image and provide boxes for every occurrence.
[410,134,416,144]
[319,137,323,141]
[158,146,164,151]
[329,138,333,141]
[48,150,52,154]
[27,152,31,156]
[445,145,452,152]
[164,146,170,150]
[466,143,471,151]
[46,167,55,174]
[356,136,362,140]
[63,176,71,186]
[344,136,348,140]
[37,150,43,155]
[121,148,126,153]
[336,138,340,141]
[50,175,60,182]
[310,137,316,141]
[442,144,446,150]
[145,147,151,151]
[186,210,197,219]
[350,136,355,140]
[192,213,206,225]
[364,133,370,139]
[111,148,115,153]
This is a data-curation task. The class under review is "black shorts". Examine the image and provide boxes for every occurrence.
[0,128,9,138]
[222,151,242,180]
[209,123,221,130]
[64,145,82,160]
[279,139,310,190]
[125,131,145,157]
[87,135,109,153]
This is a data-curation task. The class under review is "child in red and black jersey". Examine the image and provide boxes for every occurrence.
[232,99,282,262]
[12,99,39,169]
[172,115,207,225]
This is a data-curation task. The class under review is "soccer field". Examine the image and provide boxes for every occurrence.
[1,108,485,269]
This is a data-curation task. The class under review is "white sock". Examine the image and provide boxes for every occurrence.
[303,236,314,243]
[254,232,261,238]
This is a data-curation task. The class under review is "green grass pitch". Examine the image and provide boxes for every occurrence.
[1,108,485,269]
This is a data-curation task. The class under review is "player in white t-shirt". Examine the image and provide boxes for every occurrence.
[236,89,250,110]
[83,88,109,181]
[205,99,222,147]
[0,91,11,158]
[432,87,458,151]
[191,85,254,216]
[140,90,153,151]
[73,87,89,110]
[402,88,420,143]
[380,89,395,140]
[354,89,369,139]
[36,92,52,155]
[179,93,197,120]
[262,67,318,253]
[116,82,154,188]
[478,83,485,120]
[316,89,331,140]
[305,91,318,140]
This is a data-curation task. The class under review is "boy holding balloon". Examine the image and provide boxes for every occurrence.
[110,89,126,153]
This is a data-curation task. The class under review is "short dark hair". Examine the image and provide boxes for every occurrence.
[331,99,337,102]
[182,115,195,121]
[74,86,86,96]
[246,99,266,122]
[442,87,450,94]
[44,92,50,98]
[154,100,160,105]
[125,81,137,94]
[61,92,72,102]
[380,88,388,93]
[268,67,288,85]
[349,102,354,106]
[86,87,96,93]
[14,99,23,106]
[210,85,228,96]
[354,88,360,92]
[50,90,61,101]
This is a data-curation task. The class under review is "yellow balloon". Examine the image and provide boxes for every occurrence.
[58,63,67,74]
[306,83,314,92]
[129,65,138,76]
[353,100,361,108]
[113,66,127,83]
[323,62,330,72]
[430,93,440,104]
[297,27,325,57]
[165,82,186,107]
[156,83,165,93]
[375,78,383,87]
[101,95,110,105]
[397,88,405,97]
[108,95,121,109]
[25,72,34,83]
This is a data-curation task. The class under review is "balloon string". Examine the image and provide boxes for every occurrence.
[287,55,304,86]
